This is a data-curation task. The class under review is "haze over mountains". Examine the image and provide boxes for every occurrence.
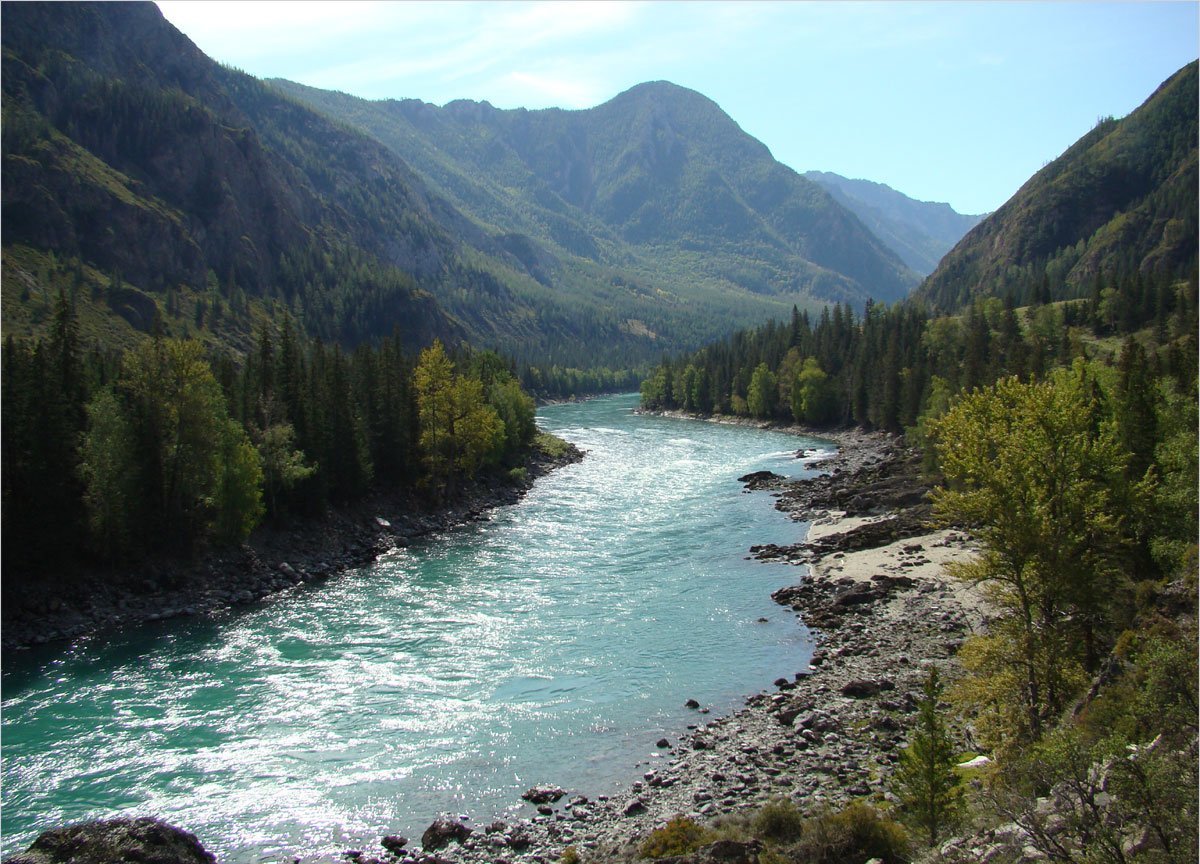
[0,0,982,369]
[269,79,923,305]
[3,1,1191,371]
[803,172,985,276]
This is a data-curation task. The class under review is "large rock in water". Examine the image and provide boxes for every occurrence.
[4,817,215,864]
[520,784,566,805]
[420,817,472,851]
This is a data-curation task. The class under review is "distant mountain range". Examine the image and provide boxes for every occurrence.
[2,1,926,367]
[803,172,985,276]
[917,61,1198,312]
[4,2,1191,366]
[270,79,920,310]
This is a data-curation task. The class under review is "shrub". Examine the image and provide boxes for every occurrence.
[507,466,529,486]
[788,801,909,864]
[639,815,717,859]
[560,845,581,864]
[752,798,806,844]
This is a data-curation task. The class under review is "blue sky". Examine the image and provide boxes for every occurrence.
[157,1,1198,215]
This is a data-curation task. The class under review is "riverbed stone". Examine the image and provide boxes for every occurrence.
[420,818,472,851]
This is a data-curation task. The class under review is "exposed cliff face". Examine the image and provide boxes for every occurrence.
[1,1,464,350]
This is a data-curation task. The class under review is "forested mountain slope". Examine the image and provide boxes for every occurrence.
[916,61,1198,313]
[271,79,919,307]
[804,171,985,275]
[1,0,463,353]
[2,2,920,369]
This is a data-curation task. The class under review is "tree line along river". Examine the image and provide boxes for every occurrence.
[1,393,832,861]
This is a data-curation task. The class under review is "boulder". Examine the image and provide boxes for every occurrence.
[380,835,407,855]
[5,817,215,864]
[521,784,565,805]
[840,679,894,698]
[420,817,472,851]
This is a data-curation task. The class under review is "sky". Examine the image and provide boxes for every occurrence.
[156,1,1199,215]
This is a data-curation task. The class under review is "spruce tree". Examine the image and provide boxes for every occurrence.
[892,667,962,846]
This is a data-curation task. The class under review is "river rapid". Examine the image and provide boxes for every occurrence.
[1,394,831,861]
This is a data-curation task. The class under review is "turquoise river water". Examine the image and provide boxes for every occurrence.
[1,393,831,861]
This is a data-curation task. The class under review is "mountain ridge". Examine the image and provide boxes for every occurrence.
[2,0,923,371]
[915,60,1198,312]
[803,171,985,276]
[269,76,919,307]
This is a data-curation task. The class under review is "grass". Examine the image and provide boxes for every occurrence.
[533,431,574,459]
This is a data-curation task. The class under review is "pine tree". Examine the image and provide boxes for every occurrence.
[892,667,962,846]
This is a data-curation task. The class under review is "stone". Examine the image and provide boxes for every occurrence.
[840,679,894,698]
[6,817,216,864]
[622,798,646,817]
[420,817,472,851]
[685,698,701,709]
[656,738,671,748]
[695,838,764,863]
[521,784,566,804]
[380,835,408,854]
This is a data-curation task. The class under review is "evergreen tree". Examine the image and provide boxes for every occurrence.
[892,667,962,846]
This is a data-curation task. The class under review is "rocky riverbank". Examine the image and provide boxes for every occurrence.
[0,439,584,653]
[4,427,988,864]
[288,430,987,864]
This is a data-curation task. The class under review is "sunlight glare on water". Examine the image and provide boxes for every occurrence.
[1,394,829,861]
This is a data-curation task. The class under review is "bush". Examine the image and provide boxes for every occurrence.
[787,801,909,864]
[639,815,717,859]
[507,466,529,486]
[560,845,580,864]
[752,798,806,844]
[534,432,571,459]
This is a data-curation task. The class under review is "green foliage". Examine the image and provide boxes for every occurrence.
[5,303,545,607]
[1148,378,1199,576]
[747,363,778,419]
[931,365,1137,746]
[639,815,717,859]
[213,419,265,543]
[783,801,910,864]
[77,387,136,559]
[533,432,574,461]
[790,357,838,425]
[559,846,581,864]
[891,668,963,846]
[414,340,505,493]
[256,423,317,518]
[751,798,806,844]
[488,377,537,458]
[988,724,1197,864]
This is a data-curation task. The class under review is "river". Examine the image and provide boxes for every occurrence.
[1,393,831,861]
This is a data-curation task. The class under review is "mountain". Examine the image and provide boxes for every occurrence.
[803,171,985,276]
[269,80,919,304]
[916,61,1198,313]
[1,2,915,370]
[1,0,462,353]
